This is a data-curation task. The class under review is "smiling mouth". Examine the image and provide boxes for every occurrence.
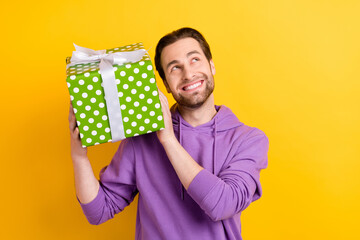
[182,80,204,91]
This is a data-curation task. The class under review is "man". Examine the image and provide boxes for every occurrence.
[69,27,269,240]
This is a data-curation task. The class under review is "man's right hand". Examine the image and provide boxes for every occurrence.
[68,102,99,204]
[68,103,87,160]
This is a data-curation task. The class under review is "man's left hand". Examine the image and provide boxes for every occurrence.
[157,89,176,144]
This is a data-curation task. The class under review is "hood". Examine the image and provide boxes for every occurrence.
[170,104,243,132]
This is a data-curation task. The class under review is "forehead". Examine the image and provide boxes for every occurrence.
[160,38,204,65]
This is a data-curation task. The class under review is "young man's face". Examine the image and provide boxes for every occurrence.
[160,37,216,109]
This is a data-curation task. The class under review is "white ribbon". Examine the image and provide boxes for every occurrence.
[68,44,146,142]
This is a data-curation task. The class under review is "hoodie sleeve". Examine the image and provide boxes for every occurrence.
[187,128,269,221]
[79,138,138,225]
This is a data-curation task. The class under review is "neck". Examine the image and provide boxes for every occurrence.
[177,94,217,127]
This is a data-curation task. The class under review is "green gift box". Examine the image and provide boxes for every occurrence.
[66,42,165,147]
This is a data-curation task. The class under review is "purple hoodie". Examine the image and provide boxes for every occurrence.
[80,105,269,240]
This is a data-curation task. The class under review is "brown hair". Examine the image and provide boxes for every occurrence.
[154,27,212,81]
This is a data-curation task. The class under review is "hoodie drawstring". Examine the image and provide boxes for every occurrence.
[178,117,185,200]
[213,117,217,175]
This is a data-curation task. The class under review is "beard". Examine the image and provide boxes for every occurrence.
[173,73,215,109]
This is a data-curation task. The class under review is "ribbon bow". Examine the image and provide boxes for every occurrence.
[68,44,146,142]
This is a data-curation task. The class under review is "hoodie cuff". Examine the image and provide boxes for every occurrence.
[78,186,105,219]
[187,169,220,204]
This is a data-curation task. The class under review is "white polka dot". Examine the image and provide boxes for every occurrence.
[144,119,150,124]
[123,84,129,89]
[126,129,132,134]
[77,100,83,106]
[70,75,76,80]
[96,90,101,95]
[134,68,139,74]
[67,82,71,87]
[147,130,151,133]
[80,133,84,138]
[93,77,98,82]
[121,104,126,110]
[150,78,155,84]
[105,128,110,133]
[147,65,153,71]
[82,92,88,98]
[129,109,134,115]
[150,111,155,116]
[152,123,158,128]
[80,113,86,118]
[152,91,158,96]
[79,80,85,85]
[97,123,102,128]
[83,126,89,131]
[118,91,123,97]
[120,71,126,76]
[147,98,153,104]
[87,84,93,90]
[157,115,163,121]
[126,97,131,102]
[85,105,91,111]
[139,94,145,99]
[131,122,137,127]
[123,117,129,122]
[94,110,99,115]
[84,73,90,77]
[134,101,139,107]
[139,61,145,66]
[70,95,74,101]
[126,64,131,68]
[136,114,142,119]
[77,121,80,126]
[136,81,142,87]
[128,76,134,81]
[142,73,147,78]
[91,130,97,136]
[155,103,160,109]
[134,133,139,136]
[144,86,150,91]
[99,103,105,108]
[73,108,77,113]
[116,79,120,85]
[90,98,96,103]
[142,106,147,112]
[88,118,94,123]
[94,142,100,145]
[86,138,92,143]
[102,115,108,120]
[73,87,79,93]
[113,67,118,71]
[139,126,145,131]
[100,135,105,140]
[131,89,137,94]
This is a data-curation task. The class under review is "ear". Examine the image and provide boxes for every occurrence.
[163,79,171,93]
[209,59,216,75]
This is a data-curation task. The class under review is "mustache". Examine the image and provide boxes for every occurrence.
[181,73,208,84]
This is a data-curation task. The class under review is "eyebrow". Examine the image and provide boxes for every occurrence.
[166,50,202,70]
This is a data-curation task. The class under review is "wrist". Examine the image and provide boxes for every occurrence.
[159,134,178,146]
[71,154,89,164]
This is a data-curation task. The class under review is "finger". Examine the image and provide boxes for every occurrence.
[69,113,78,132]
[69,102,75,121]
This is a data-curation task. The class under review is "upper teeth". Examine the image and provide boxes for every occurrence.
[184,82,201,90]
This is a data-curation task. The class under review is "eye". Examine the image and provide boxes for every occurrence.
[171,65,180,72]
[192,58,199,63]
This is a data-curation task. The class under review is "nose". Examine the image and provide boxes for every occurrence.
[182,64,194,81]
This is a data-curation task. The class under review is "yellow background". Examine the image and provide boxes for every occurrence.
[1,0,359,239]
